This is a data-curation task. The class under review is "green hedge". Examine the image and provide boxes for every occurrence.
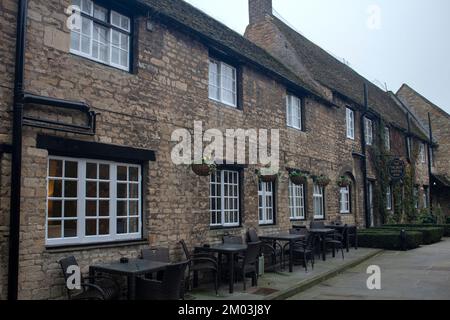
[383,224,449,238]
[380,226,443,244]
[358,230,423,250]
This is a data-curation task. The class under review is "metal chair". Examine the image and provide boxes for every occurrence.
[324,225,347,259]
[291,231,316,272]
[135,261,189,300]
[180,240,218,295]
[59,256,120,300]
[247,228,283,270]
[346,226,358,251]
[235,242,261,290]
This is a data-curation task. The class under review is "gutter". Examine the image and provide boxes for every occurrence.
[427,113,433,216]
[361,84,370,228]
[8,0,96,300]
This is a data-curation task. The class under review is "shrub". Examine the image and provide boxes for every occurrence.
[380,225,444,244]
[384,224,450,237]
[358,229,423,250]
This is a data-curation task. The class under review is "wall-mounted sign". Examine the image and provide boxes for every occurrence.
[389,158,406,180]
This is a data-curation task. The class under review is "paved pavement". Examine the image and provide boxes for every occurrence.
[189,247,380,300]
[289,238,450,300]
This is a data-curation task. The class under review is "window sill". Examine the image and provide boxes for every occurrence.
[209,98,242,112]
[45,239,148,253]
[69,52,132,74]
[259,223,277,227]
[210,225,242,231]
[290,218,306,222]
[287,126,304,133]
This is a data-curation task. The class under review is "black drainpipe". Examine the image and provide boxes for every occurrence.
[361,84,370,228]
[427,113,433,216]
[8,0,28,301]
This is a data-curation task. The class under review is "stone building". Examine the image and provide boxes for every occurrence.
[0,0,433,299]
[397,84,450,219]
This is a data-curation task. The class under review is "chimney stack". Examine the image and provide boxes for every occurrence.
[249,0,273,24]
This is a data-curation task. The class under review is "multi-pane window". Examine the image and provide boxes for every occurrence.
[419,143,426,163]
[423,186,429,209]
[386,185,393,210]
[70,0,131,71]
[259,181,274,225]
[286,95,303,130]
[209,59,237,107]
[313,184,325,219]
[384,127,391,151]
[339,186,350,214]
[414,186,420,209]
[210,170,240,227]
[289,181,305,220]
[46,157,142,246]
[346,108,355,139]
[365,118,373,145]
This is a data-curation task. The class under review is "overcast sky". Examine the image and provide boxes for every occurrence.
[184,0,450,114]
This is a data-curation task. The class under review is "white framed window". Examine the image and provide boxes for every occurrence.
[414,186,420,209]
[70,0,131,71]
[209,59,237,107]
[346,108,355,140]
[46,157,142,246]
[419,143,426,163]
[365,118,373,146]
[339,186,350,214]
[313,184,325,219]
[423,186,429,209]
[386,185,392,210]
[210,170,240,227]
[384,127,391,151]
[289,181,305,220]
[259,181,274,225]
[286,95,303,130]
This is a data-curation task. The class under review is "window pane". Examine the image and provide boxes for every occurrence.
[65,161,78,178]
[117,219,127,234]
[117,166,127,181]
[86,219,97,236]
[99,200,109,216]
[86,181,97,198]
[111,11,121,27]
[129,167,138,181]
[48,200,62,218]
[120,49,128,68]
[129,184,139,199]
[81,35,90,54]
[86,200,97,217]
[64,201,77,218]
[93,5,107,21]
[99,219,109,235]
[81,0,92,14]
[117,201,127,217]
[129,218,138,233]
[48,221,61,239]
[64,181,77,198]
[49,160,63,177]
[99,164,110,180]
[99,182,110,198]
[48,180,62,197]
[129,201,138,216]
[117,183,127,198]
[71,32,80,51]
[86,163,97,179]
[64,220,77,238]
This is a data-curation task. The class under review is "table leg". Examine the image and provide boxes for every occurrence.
[321,235,326,261]
[229,253,235,294]
[128,275,136,300]
[289,240,294,273]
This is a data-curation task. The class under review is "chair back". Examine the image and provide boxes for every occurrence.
[305,232,316,249]
[310,221,325,229]
[243,242,261,266]
[290,228,308,236]
[179,240,191,260]
[160,261,190,300]
[247,228,259,243]
[142,248,170,262]
[58,256,81,299]
[223,235,243,244]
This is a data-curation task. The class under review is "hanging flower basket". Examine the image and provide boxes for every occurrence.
[337,176,352,188]
[257,167,280,183]
[289,171,308,186]
[312,174,331,187]
[191,157,216,177]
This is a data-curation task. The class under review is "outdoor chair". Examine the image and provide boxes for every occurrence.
[291,231,316,272]
[247,228,283,270]
[59,256,121,300]
[346,226,358,251]
[235,242,261,291]
[324,225,347,259]
[135,261,189,300]
[180,240,218,295]
[141,247,170,280]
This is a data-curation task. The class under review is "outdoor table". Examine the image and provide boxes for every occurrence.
[325,225,358,252]
[89,259,169,300]
[309,228,335,261]
[259,233,306,273]
[195,243,247,294]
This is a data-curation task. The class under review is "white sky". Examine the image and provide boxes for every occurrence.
[184,0,450,114]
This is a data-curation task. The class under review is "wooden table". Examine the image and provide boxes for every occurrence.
[89,259,169,300]
[196,243,247,294]
[259,233,305,273]
[309,228,335,261]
